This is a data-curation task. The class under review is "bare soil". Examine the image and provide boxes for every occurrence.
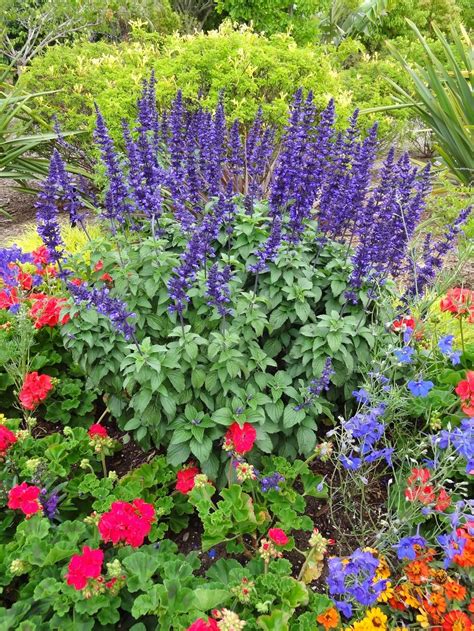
[0,180,38,246]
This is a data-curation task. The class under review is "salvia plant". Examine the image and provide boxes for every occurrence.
[31,72,470,477]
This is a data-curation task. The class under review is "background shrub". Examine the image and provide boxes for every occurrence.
[19,24,412,145]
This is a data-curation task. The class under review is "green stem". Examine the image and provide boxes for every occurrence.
[459,316,465,355]
[100,452,107,478]
[297,547,315,582]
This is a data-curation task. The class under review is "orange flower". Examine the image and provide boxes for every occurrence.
[468,597,474,614]
[442,610,473,631]
[316,607,339,629]
[405,560,430,585]
[430,592,447,612]
[444,579,467,601]
[454,523,474,568]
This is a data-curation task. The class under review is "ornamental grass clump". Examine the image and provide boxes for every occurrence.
[34,74,470,475]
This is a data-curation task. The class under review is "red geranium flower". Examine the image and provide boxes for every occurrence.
[224,422,257,454]
[98,499,155,547]
[187,618,219,631]
[455,371,474,417]
[100,273,113,283]
[268,528,289,546]
[0,425,17,457]
[30,296,70,328]
[0,287,18,310]
[435,488,451,512]
[391,316,416,332]
[32,246,50,266]
[36,264,58,278]
[176,466,200,494]
[440,288,474,322]
[442,610,472,631]
[88,423,108,439]
[8,482,42,516]
[94,260,104,272]
[69,277,83,286]
[407,468,431,485]
[18,271,33,291]
[18,372,53,410]
[66,546,104,590]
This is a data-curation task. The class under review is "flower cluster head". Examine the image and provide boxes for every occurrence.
[66,546,104,591]
[433,418,474,475]
[18,372,53,410]
[176,465,200,494]
[231,577,255,604]
[88,423,114,453]
[314,441,333,462]
[404,467,451,511]
[327,548,387,613]
[309,528,332,556]
[440,288,474,321]
[98,499,155,547]
[8,482,42,517]
[213,609,246,631]
[223,422,257,455]
[258,538,282,562]
[235,462,257,482]
[455,372,474,417]
[0,424,17,458]
[29,296,69,329]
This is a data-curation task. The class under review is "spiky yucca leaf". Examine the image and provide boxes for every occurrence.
[386,21,473,186]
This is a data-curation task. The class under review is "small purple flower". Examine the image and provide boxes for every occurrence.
[394,347,415,364]
[260,472,285,493]
[339,455,362,470]
[394,534,426,560]
[407,379,434,398]
[68,282,136,340]
[438,335,462,366]
[352,388,370,404]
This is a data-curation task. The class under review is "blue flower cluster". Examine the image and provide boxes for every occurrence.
[68,283,136,340]
[438,334,462,366]
[0,246,32,287]
[433,418,474,475]
[260,472,285,493]
[340,403,393,470]
[327,548,387,618]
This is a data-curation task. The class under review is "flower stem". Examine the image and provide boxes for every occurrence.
[459,316,465,355]
[100,452,107,478]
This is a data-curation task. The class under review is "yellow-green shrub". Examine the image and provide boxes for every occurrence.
[19,23,410,145]
[10,223,102,259]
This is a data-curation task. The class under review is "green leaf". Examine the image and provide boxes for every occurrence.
[122,552,161,592]
[283,405,306,429]
[296,426,316,455]
[326,332,342,352]
[192,588,230,611]
[167,442,191,466]
[190,438,213,463]
[257,610,291,630]
[191,368,206,389]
